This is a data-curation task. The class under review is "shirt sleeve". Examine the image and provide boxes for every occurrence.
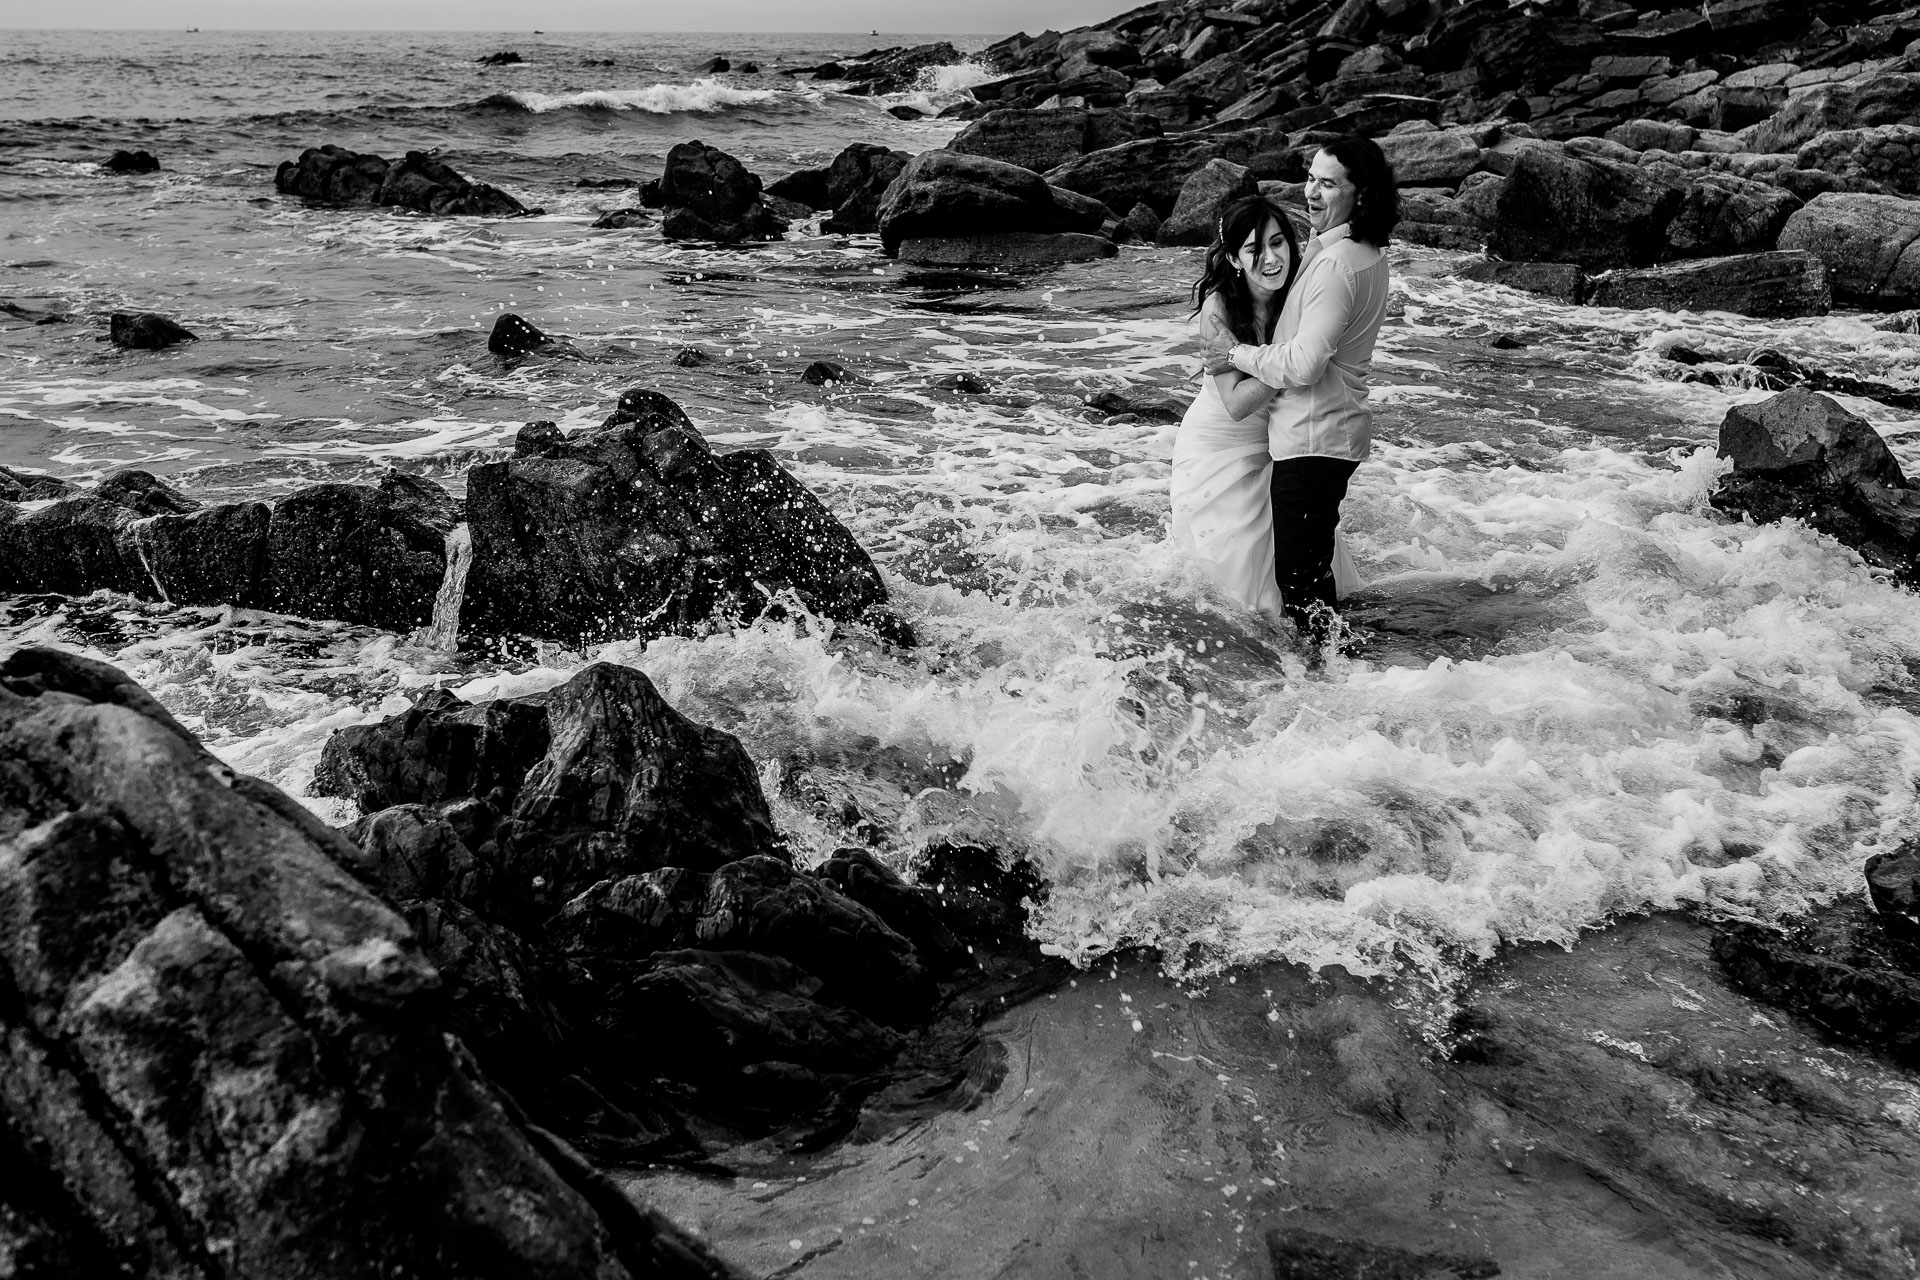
[1230,258,1358,389]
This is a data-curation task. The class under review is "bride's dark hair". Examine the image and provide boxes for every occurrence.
[1189,195,1301,344]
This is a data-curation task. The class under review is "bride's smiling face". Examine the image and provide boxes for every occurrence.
[1235,217,1291,301]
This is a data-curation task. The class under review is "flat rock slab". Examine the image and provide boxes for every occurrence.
[1586,248,1831,318]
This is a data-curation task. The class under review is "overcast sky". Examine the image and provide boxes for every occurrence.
[5,0,1128,33]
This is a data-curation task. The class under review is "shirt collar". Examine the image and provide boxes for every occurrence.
[1311,222,1354,250]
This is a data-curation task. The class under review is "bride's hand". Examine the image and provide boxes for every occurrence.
[1201,349,1235,376]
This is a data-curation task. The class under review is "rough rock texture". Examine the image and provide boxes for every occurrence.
[0,645,747,1280]
[1158,158,1260,246]
[895,232,1119,267]
[266,471,460,631]
[656,139,787,243]
[1711,387,1920,585]
[460,389,909,647]
[309,660,1062,1153]
[1778,191,1920,306]
[102,148,160,174]
[1714,901,1920,1065]
[819,142,910,234]
[275,144,529,217]
[109,312,196,349]
[875,150,1103,255]
[947,106,1163,174]
[1486,146,1683,269]
[1046,128,1291,218]
[1585,248,1830,318]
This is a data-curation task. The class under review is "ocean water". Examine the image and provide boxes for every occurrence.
[7,28,1920,990]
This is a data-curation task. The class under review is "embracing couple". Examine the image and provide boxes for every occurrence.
[1171,136,1399,652]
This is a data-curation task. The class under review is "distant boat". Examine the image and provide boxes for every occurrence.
[870,28,878,35]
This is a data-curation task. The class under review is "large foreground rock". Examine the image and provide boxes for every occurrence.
[1711,387,1920,584]
[0,646,745,1280]
[460,389,910,646]
[312,660,1058,1146]
[275,144,529,217]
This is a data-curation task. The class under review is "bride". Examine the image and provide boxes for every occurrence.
[1171,194,1358,626]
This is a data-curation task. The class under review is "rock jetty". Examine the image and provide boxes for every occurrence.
[815,0,1920,310]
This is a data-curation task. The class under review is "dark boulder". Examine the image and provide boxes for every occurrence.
[1660,171,1801,260]
[1456,258,1585,303]
[488,311,588,358]
[1777,192,1920,307]
[0,645,748,1280]
[266,470,460,631]
[701,56,730,73]
[138,500,273,608]
[102,149,159,174]
[1486,146,1683,269]
[820,142,910,234]
[315,687,550,815]
[656,139,786,243]
[477,50,523,66]
[591,208,652,229]
[109,311,196,349]
[0,494,148,596]
[802,359,848,385]
[946,107,1162,174]
[766,165,831,210]
[1046,127,1290,218]
[275,144,529,217]
[459,390,909,647]
[832,41,962,95]
[875,150,1101,255]
[1713,902,1920,1066]
[1585,250,1830,319]
[1711,387,1920,585]
[1158,158,1259,246]
[95,468,196,516]
[1867,840,1920,926]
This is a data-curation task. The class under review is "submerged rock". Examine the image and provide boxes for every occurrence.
[109,311,196,349]
[895,232,1118,268]
[0,645,747,1280]
[101,148,159,174]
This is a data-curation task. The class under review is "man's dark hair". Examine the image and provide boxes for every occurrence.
[1318,135,1399,248]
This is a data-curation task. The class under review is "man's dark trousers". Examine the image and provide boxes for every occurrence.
[1270,456,1359,635]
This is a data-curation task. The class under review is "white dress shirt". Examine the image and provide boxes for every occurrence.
[1228,222,1390,463]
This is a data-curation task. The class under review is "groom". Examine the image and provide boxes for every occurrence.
[1200,137,1398,648]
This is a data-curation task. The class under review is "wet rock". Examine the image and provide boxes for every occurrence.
[108,311,196,349]
[1866,840,1920,926]
[933,371,990,394]
[591,208,652,229]
[829,41,961,95]
[459,391,910,647]
[1713,902,1920,1066]
[875,150,1101,255]
[1266,1228,1500,1280]
[1486,145,1682,269]
[887,105,924,121]
[0,299,68,325]
[1115,200,1163,245]
[489,311,556,356]
[477,50,523,66]
[266,470,460,631]
[0,465,75,501]
[1158,158,1259,246]
[701,56,730,73]
[819,142,909,234]
[895,232,1118,268]
[1585,249,1829,319]
[0,494,148,596]
[315,686,551,815]
[671,346,710,366]
[101,148,159,174]
[0,645,746,1280]
[1711,387,1920,585]
[1777,192,1920,307]
[275,144,529,217]
[136,501,272,608]
[656,139,786,243]
[553,855,932,1023]
[95,468,196,516]
[801,359,848,385]
[1086,386,1186,425]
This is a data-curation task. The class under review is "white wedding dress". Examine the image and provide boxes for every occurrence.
[1170,372,1361,622]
